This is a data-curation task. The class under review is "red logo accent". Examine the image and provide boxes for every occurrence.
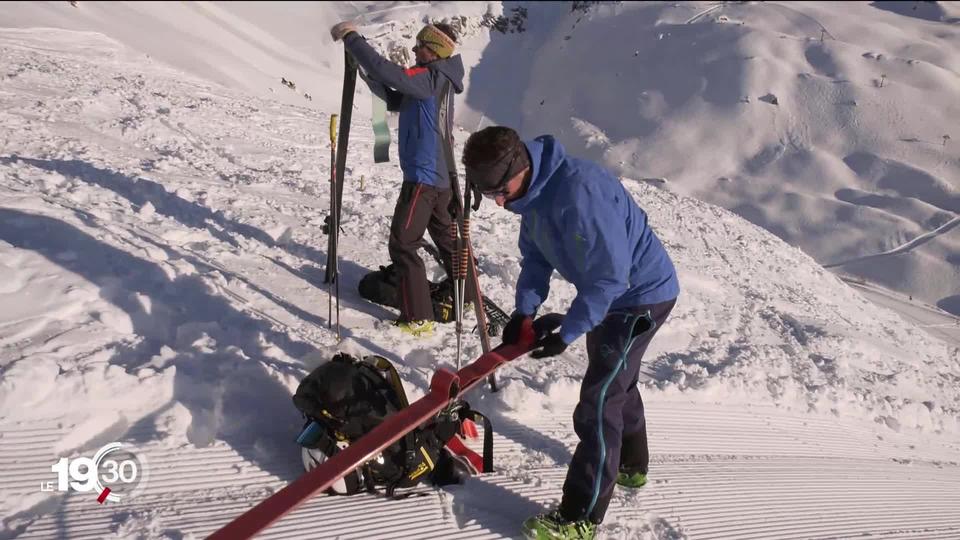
[97,487,111,504]
[404,67,427,77]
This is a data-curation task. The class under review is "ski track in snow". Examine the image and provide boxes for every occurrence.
[825,216,960,268]
[3,402,960,539]
[1,20,960,540]
[841,279,960,351]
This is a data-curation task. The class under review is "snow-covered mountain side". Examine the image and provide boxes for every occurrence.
[2,2,960,539]
[6,2,958,313]
[466,1,960,316]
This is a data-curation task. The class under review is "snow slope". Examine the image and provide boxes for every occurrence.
[2,3,960,539]
[0,1,501,114]
[9,2,956,313]
[465,1,960,316]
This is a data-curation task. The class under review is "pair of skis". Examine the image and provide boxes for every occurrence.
[323,51,358,341]
[323,50,497,391]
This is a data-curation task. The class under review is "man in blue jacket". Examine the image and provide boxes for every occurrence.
[463,126,680,539]
[331,21,466,337]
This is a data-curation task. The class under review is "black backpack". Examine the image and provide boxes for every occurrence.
[358,263,511,335]
[292,353,493,496]
[358,263,455,320]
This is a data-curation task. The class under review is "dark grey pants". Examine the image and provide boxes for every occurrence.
[560,298,676,524]
[388,181,455,322]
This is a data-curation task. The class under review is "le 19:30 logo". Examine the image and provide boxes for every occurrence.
[44,442,148,503]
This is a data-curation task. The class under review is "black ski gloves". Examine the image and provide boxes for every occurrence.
[503,312,567,358]
[532,313,564,338]
[530,333,568,359]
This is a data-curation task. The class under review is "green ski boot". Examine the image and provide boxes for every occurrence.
[393,319,435,337]
[521,510,596,539]
[616,470,647,488]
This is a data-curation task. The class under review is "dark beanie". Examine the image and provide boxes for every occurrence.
[463,126,531,192]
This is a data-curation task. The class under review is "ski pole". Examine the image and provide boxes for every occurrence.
[451,221,463,369]
[457,224,469,370]
[462,181,498,393]
[328,114,340,339]
[435,81,497,390]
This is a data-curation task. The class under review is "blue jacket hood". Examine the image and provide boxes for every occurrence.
[506,136,566,215]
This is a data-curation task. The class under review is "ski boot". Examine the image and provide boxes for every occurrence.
[616,470,648,488]
[521,510,596,540]
[394,319,435,337]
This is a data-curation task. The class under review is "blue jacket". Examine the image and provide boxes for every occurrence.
[508,136,680,344]
[344,33,464,189]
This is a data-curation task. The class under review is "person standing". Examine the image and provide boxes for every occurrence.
[331,21,465,337]
[462,126,680,539]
